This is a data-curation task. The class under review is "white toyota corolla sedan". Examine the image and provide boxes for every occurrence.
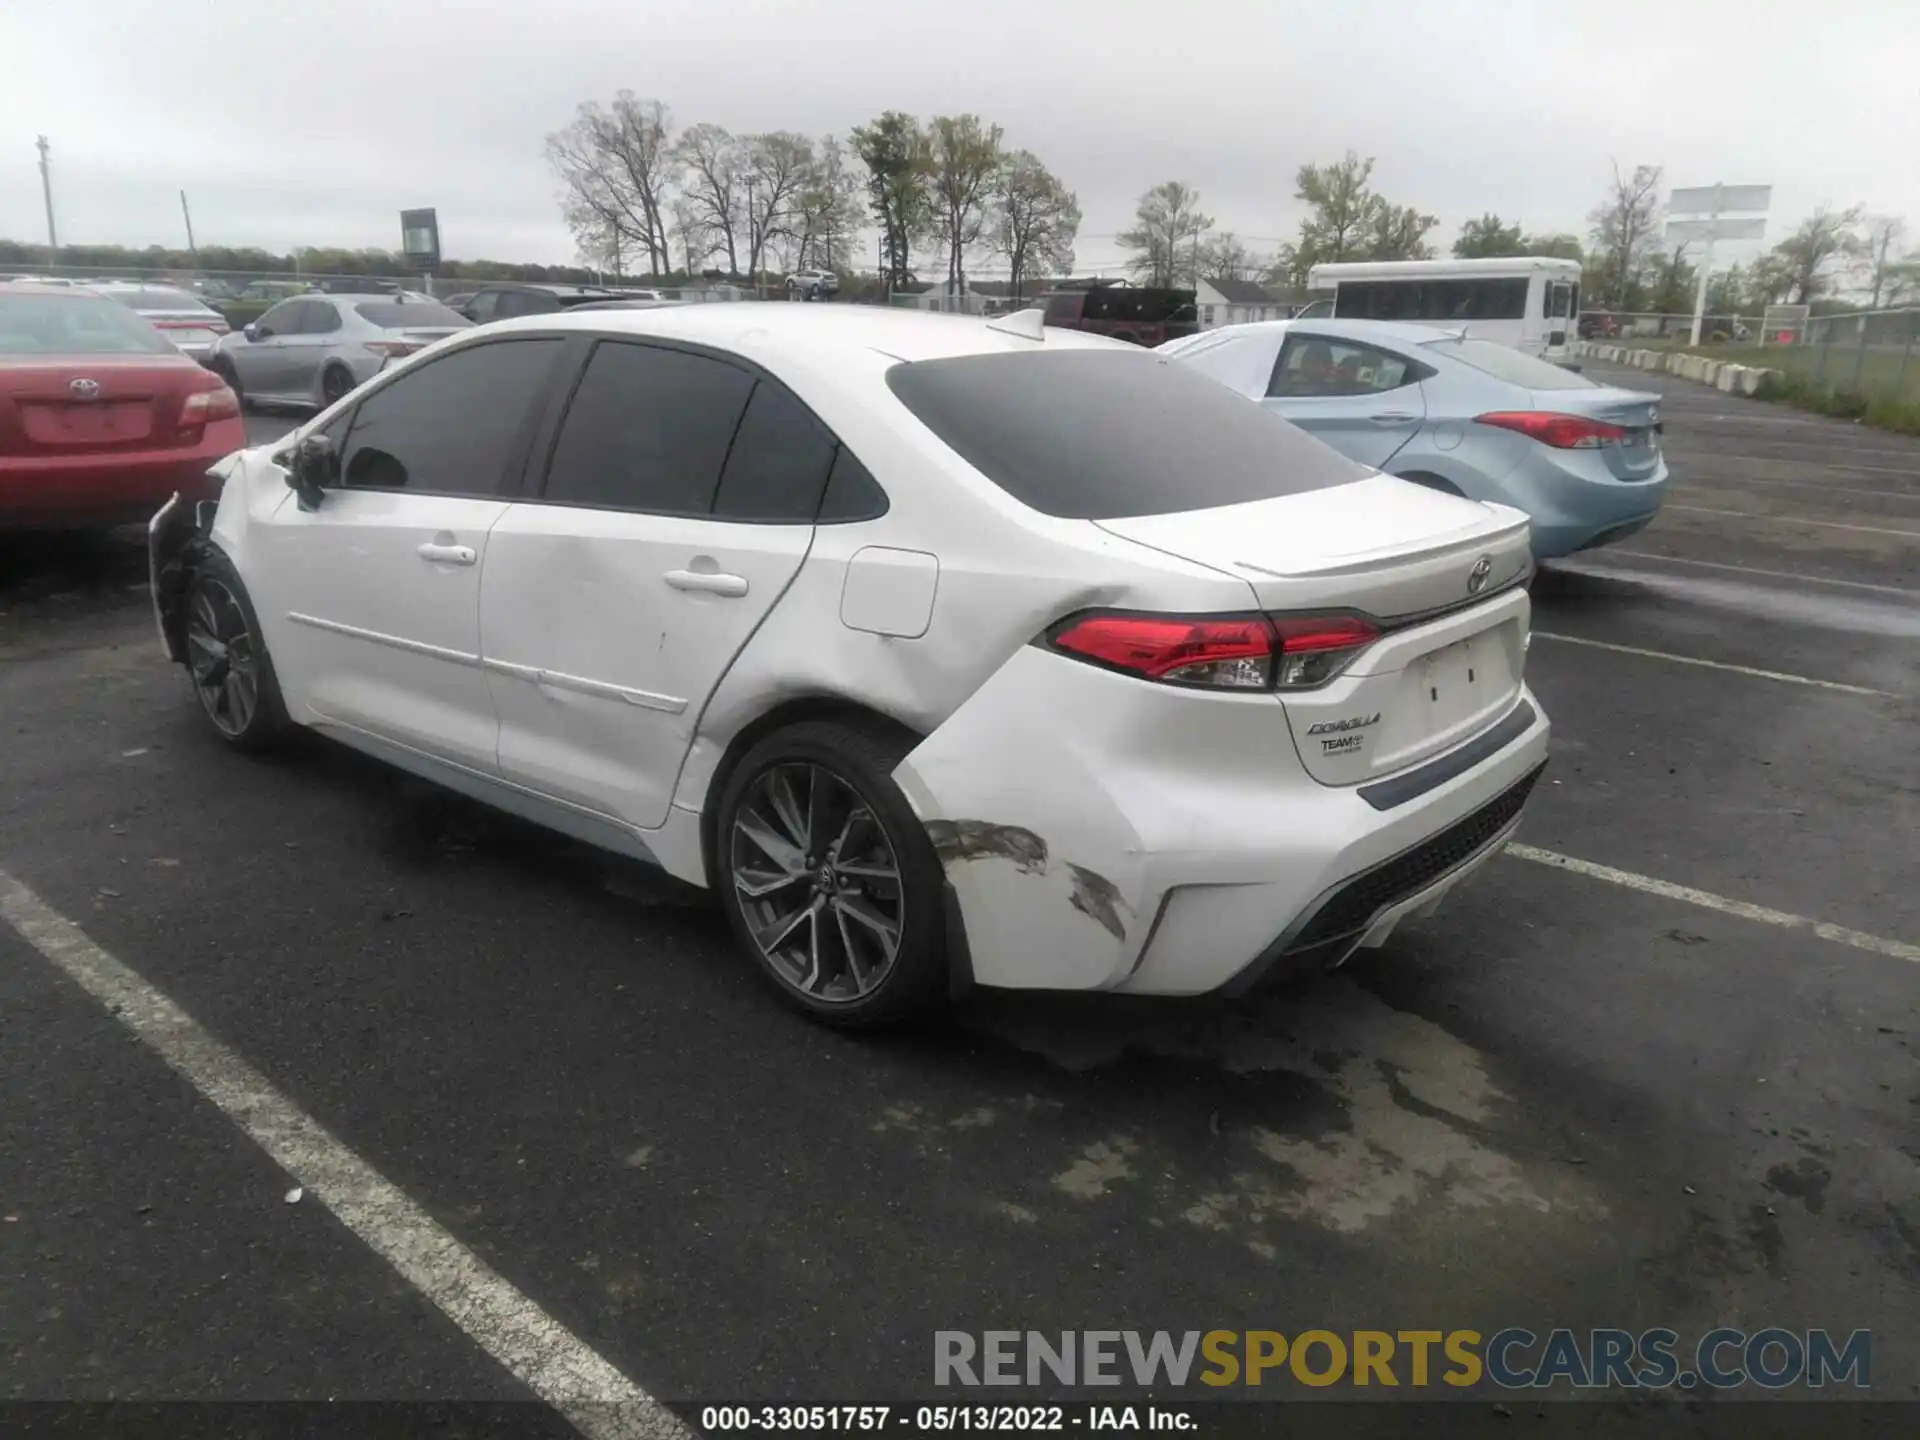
[150,303,1549,1028]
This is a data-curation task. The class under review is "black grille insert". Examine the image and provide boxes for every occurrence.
[1285,763,1545,953]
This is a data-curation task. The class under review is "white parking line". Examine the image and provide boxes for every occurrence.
[1681,473,1920,502]
[1666,504,1920,539]
[0,868,687,1440]
[1594,551,1920,598]
[1506,845,1920,965]
[1530,632,1900,697]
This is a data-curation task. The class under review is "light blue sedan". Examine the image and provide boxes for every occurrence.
[1158,318,1669,558]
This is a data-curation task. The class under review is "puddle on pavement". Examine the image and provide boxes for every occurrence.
[1542,562,1920,639]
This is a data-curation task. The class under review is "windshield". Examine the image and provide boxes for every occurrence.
[886,349,1367,520]
[354,301,471,329]
[0,292,179,355]
[1425,336,1597,390]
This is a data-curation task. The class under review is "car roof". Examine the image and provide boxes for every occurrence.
[477,281,615,296]
[474,301,1135,369]
[1184,317,1463,349]
[0,281,98,297]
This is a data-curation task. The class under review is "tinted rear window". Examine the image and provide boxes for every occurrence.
[0,293,177,355]
[885,349,1366,520]
[355,302,470,329]
[1426,337,1596,390]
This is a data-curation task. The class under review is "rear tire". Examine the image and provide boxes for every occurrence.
[320,366,355,407]
[714,719,949,1030]
[183,551,290,753]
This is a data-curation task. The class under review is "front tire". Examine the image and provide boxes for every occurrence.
[183,552,290,753]
[715,719,950,1029]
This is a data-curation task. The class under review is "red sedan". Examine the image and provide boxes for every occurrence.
[1,284,245,530]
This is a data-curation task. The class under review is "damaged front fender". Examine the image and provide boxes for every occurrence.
[148,492,218,663]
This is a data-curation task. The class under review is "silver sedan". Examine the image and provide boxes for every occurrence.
[207,293,470,411]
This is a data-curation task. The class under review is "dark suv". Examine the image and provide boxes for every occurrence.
[459,282,620,323]
[1040,282,1199,347]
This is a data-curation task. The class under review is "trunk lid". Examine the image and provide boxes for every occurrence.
[1531,385,1664,481]
[1095,475,1535,784]
[0,356,214,457]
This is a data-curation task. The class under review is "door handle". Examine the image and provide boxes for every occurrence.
[664,569,749,597]
[1369,411,1418,424]
[417,542,476,565]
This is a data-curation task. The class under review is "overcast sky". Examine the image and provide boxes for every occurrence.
[4,0,1915,274]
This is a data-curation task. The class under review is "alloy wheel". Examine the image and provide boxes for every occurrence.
[185,579,260,738]
[729,762,905,1004]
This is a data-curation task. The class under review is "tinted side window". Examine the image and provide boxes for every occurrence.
[543,341,755,514]
[711,379,838,522]
[465,292,497,321]
[301,301,343,334]
[1268,337,1418,398]
[817,447,889,523]
[338,339,561,496]
[1043,294,1080,324]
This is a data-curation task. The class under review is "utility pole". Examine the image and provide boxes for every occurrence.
[36,135,58,265]
[1687,185,1721,349]
[180,189,199,266]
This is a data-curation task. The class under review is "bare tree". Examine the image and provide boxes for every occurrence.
[739,133,814,281]
[670,198,709,279]
[1771,204,1865,304]
[1587,162,1664,308]
[926,114,1004,296]
[1198,232,1257,282]
[1118,182,1214,287]
[545,93,676,276]
[993,151,1079,301]
[676,123,744,276]
[1858,215,1909,308]
[792,135,865,274]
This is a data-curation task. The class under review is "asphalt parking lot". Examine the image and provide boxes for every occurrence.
[2,373,1916,1433]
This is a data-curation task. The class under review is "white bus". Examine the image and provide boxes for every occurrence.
[1306,256,1581,358]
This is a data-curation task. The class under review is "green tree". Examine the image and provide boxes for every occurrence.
[1117,182,1213,287]
[926,114,1005,295]
[993,151,1080,301]
[851,111,932,290]
[791,135,865,274]
[1452,213,1526,259]
[1365,203,1438,261]
[1522,232,1585,261]
[1587,162,1663,308]
[1858,215,1908,309]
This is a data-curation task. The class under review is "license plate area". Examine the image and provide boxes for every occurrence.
[1411,637,1491,733]
[22,402,152,445]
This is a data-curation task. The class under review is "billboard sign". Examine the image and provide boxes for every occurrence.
[1668,184,1772,217]
[400,208,441,270]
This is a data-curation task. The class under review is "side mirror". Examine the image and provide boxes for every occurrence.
[242,324,259,342]
[286,433,338,511]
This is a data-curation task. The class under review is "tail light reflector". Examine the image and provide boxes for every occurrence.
[1475,411,1626,449]
[179,378,240,426]
[1044,611,1380,691]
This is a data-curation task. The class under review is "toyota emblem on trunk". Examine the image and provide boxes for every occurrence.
[69,378,101,399]
[1467,556,1493,594]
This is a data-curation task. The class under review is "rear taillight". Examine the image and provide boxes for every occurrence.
[180,379,240,426]
[365,340,419,358]
[1044,611,1380,691]
[1475,411,1626,449]
[1268,614,1381,688]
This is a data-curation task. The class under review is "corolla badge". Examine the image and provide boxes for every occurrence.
[1468,555,1494,594]
[68,378,101,399]
[1306,713,1381,735]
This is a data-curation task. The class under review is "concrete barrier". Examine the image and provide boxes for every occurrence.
[1569,339,1780,397]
